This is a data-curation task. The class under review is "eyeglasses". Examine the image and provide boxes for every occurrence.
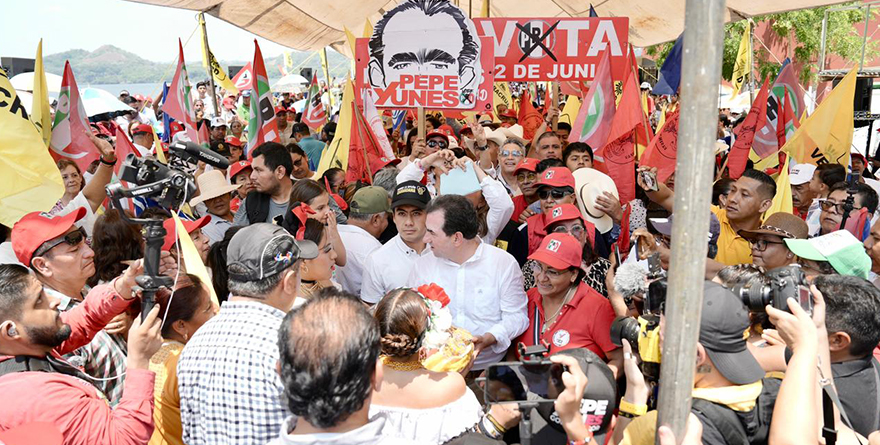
[500,149,524,157]
[33,228,87,259]
[538,188,573,200]
[819,199,860,215]
[528,262,568,279]
[427,139,448,149]
[516,172,538,183]
[750,238,785,252]
[551,224,585,239]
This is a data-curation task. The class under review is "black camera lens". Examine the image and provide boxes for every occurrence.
[610,316,641,348]
[731,282,770,312]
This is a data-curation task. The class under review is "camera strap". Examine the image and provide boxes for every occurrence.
[820,379,864,445]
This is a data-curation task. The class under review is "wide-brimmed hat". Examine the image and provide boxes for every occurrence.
[739,212,809,241]
[572,168,619,234]
[190,170,241,206]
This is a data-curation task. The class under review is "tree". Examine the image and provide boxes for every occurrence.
[647,2,878,85]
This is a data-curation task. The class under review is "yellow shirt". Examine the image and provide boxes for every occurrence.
[711,206,754,266]
[149,342,185,445]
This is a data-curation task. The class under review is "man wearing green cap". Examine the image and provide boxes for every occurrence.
[336,186,391,296]
[785,230,872,279]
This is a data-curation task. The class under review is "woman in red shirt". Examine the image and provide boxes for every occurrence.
[514,232,622,378]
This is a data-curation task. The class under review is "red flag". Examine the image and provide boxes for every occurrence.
[302,73,327,129]
[617,204,632,261]
[232,62,253,91]
[776,89,799,147]
[163,40,199,143]
[518,90,543,140]
[110,127,137,213]
[346,103,387,184]
[198,123,210,147]
[49,61,98,172]
[641,108,680,183]
[729,77,771,179]
[570,49,616,149]
[245,40,280,154]
[559,81,585,98]
[598,55,642,204]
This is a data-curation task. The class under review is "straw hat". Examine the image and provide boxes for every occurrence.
[572,168,619,234]
[190,170,241,206]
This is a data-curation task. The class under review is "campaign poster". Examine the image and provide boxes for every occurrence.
[475,18,629,82]
[354,0,493,112]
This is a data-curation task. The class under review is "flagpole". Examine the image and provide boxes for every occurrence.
[748,20,755,105]
[551,82,559,131]
[351,103,375,181]
[198,13,220,115]
[417,107,426,141]
[630,44,650,162]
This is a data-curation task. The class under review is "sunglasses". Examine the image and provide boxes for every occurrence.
[33,228,87,259]
[500,149,524,157]
[427,140,448,149]
[538,188,573,200]
[750,238,785,252]
[516,172,538,183]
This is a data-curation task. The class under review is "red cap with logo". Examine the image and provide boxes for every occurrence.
[514,158,540,174]
[162,216,210,251]
[370,156,401,175]
[544,203,584,227]
[225,136,243,147]
[228,160,252,180]
[274,106,289,115]
[132,123,153,135]
[537,167,575,189]
[12,207,87,266]
[168,121,184,136]
[528,232,582,270]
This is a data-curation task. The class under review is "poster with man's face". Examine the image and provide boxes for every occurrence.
[356,0,493,111]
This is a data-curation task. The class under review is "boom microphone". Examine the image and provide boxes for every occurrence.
[614,263,648,299]
[170,141,230,169]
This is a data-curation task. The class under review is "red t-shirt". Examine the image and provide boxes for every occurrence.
[512,195,529,222]
[515,283,618,360]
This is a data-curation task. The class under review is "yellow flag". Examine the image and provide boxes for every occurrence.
[363,19,374,38]
[284,51,294,72]
[171,213,219,305]
[150,125,167,164]
[199,14,238,94]
[32,39,52,147]
[0,67,64,226]
[560,95,581,126]
[751,149,778,172]
[765,157,793,217]
[731,22,751,98]
[317,78,354,176]
[319,48,334,108]
[783,69,856,168]
[492,82,513,121]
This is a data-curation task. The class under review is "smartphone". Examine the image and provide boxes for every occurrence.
[484,361,568,404]
[640,170,659,192]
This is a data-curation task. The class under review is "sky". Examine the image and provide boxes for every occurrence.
[2,0,312,64]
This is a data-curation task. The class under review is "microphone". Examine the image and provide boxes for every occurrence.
[169,141,230,169]
[614,262,648,300]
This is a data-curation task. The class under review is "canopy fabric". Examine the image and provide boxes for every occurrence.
[126,0,849,54]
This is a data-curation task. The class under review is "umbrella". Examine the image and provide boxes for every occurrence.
[272,74,309,93]
[10,72,63,93]
[81,87,134,117]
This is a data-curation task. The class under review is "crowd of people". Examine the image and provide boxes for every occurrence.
[3,68,880,445]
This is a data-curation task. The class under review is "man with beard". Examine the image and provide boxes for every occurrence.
[233,142,294,226]
[0,262,162,442]
[11,209,131,405]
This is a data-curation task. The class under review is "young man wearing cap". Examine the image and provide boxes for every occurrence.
[178,223,317,445]
[336,187,390,296]
[361,181,431,304]
[228,160,254,214]
[407,195,528,371]
[237,90,252,122]
[233,142,295,226]
[131,123,155,157]
[209,117,227,144]
[789,163,817,219]
[11,209,129,405]
[292,123,325,171]
[0,263,162,444]
[617,281,773,445]
[191,171,241,245]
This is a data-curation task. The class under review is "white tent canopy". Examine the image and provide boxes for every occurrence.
[272,73,309,93]
[127,0,850,54]
[9,72,63,93]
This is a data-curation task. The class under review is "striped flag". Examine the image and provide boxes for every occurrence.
[245,40,280,156]
[163,40,199,143]
[569,48,615,150]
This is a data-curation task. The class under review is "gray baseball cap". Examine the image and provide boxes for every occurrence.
[227,223,317,281]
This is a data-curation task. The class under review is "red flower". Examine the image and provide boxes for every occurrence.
[417,283,450,308]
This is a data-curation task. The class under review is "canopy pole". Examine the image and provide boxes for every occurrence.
[418,107,426,141]
[551,82,559,131]
[654,0,726,442]
[198,13,220,116]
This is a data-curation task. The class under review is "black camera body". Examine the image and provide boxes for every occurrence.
[731,264,812,315]
[114,154,196,209]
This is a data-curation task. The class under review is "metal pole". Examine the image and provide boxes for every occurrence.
[860,5,870,71]
[654,0,726,442]
[551,82,559,131]
[819,10,829,74]
[198,13,220,116]
[748,21,755,105]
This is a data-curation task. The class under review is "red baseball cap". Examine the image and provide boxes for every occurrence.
[225,136,243,147]
[514,158,540,174]
[222,96,236,110]
[162,216,210,251]
[274,106,288,115]
[132,123,153,135]
[538,167,575,189]
[545,203,584,227]
[528,232,583,271]
[370,156,401,175]
[500,109,518,119]
[228,160,252,180]
[12,207,87,266]
[168,121,184,136]
[0,422,63,445]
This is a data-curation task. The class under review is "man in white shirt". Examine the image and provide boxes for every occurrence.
[407,194,528,370]
[361,181,431,304]
[336,186,390,296]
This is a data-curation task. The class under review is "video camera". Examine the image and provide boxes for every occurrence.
[730,264,812,316]
[105,140,229,320]
[609,278,665,378]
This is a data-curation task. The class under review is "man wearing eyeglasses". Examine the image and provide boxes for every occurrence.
[10,209,129,405]
[815,182,878,239]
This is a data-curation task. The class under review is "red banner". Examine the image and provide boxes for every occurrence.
[641,108,680,183]
[475,18,629,82]
[729,77,770,179]
[49,61,98,172]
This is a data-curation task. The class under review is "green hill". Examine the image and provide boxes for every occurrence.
[43,44,350,85]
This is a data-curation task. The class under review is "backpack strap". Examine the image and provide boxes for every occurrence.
[244,191,271,224]
[0,355,53,377]
[691,398,749,445]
